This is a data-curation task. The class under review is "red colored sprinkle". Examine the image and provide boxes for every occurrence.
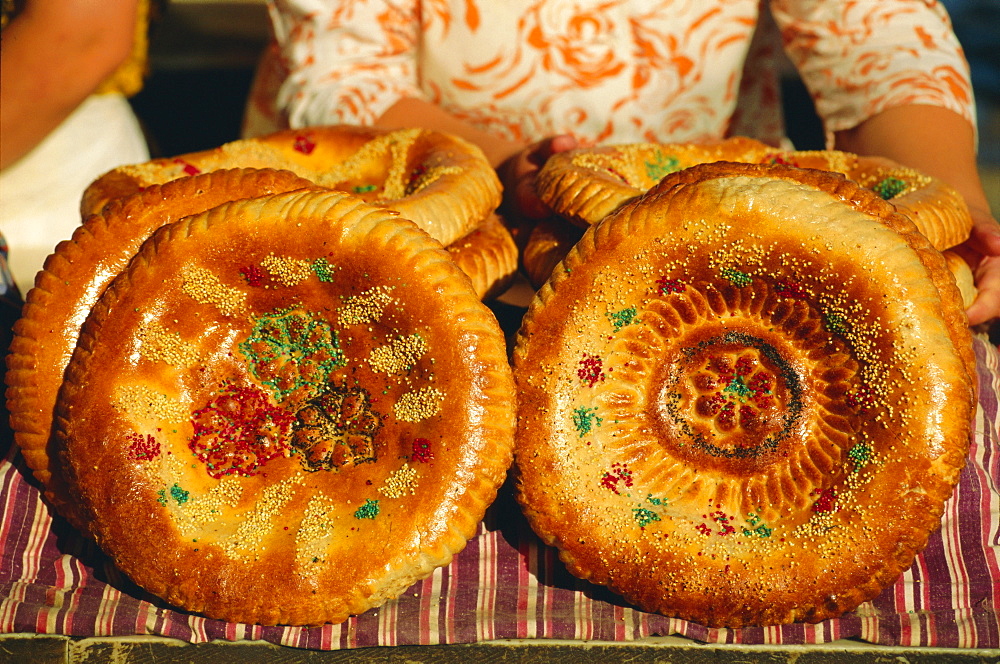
[600,463,633,494]
[239,264,266,287]
[811,487,839,514]
[411,438,434,463]
[735,356,755,377]
[774,280,808,299]
[764,153,799,167]
[127,432,161,460]
[845,385,875,414]
[577,353,605,387]
[173,158,201,176]
[294,134,317,155]
[656,276,686,295]
[189,382,294,478]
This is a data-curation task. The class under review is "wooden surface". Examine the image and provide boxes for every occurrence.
[2,635,998,664]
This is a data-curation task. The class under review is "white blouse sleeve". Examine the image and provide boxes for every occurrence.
[268,0,424,128]
[769,0,976,146]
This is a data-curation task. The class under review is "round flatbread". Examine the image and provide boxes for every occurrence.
[55,189,515,625]
[514,162,975,627]
[446,213,519,301]
[521,215,585,289]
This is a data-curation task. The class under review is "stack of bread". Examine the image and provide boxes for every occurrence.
[5,127,517,625]
[82,125,519,301]
[3,128,977,628]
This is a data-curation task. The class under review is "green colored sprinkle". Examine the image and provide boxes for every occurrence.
[633,507,661,528]
[354,499,380,520]
[721,267,752,287]
[743,513,772,537]
[645,153,681,181]
[848,443,873,468]
[239,309,346,401]
[352,184,378,193]
[724,376,752,401]
[607,306,637,332]
[824,312,848,335]
[312,257,335,283]
[169,484,190,505]
[572,406,602,438]
[873,177,907,200]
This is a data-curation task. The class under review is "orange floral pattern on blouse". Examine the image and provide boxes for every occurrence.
[254,0,973,147]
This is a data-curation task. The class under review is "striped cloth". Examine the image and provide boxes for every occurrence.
[1,337,997,650]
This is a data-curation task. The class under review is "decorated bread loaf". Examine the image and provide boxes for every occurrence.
[51,189,515,625]
[80,126,515,299]
[514,162,975,627]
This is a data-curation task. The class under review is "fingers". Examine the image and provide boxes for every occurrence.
[953,208,1000,326]
[524,134,579,167]
[964,254,1000,327]
[513,173,551,219]
[966,206,1000,257]
[544,134,579,157]
[501,134,580,221]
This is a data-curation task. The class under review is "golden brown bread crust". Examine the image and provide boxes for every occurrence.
[941,249,977,309]
[535,138,972,251]
[535,137,771,227]
[521,216,585,289]
[446,213,519,301]
[55,189,515,625]
[81,125,503,247]
[6,168,317,531]
[780,152,973,252]
[514,162,975,628]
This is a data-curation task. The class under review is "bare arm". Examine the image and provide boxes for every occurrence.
[0,0,138,169]
[375,97,525,168]
[835,104,1000,325]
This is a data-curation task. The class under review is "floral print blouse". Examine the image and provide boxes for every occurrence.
[252,0,975,148]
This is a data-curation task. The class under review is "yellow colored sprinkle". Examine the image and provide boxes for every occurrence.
[381,129,423,199]
[315,128,422,197]
[223,476,303,560]
[407,165,462,195]
[137,321,200,366]
[378,463,419,499]
[368,333,427,374]
[261,254,314,286]
[181,266,247,317]
[175,477,244,534]
[339,286,395,326]
[393,387,444,422]
[295,491,337,571]
[113,384,189,422]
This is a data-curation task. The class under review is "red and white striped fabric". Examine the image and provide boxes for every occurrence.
[1,336,997,650]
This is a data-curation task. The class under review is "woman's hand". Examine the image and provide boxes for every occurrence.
[835,105,998,328]
[375,98,577,220]
[953,205,1000,327]
[497,134,578,221]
